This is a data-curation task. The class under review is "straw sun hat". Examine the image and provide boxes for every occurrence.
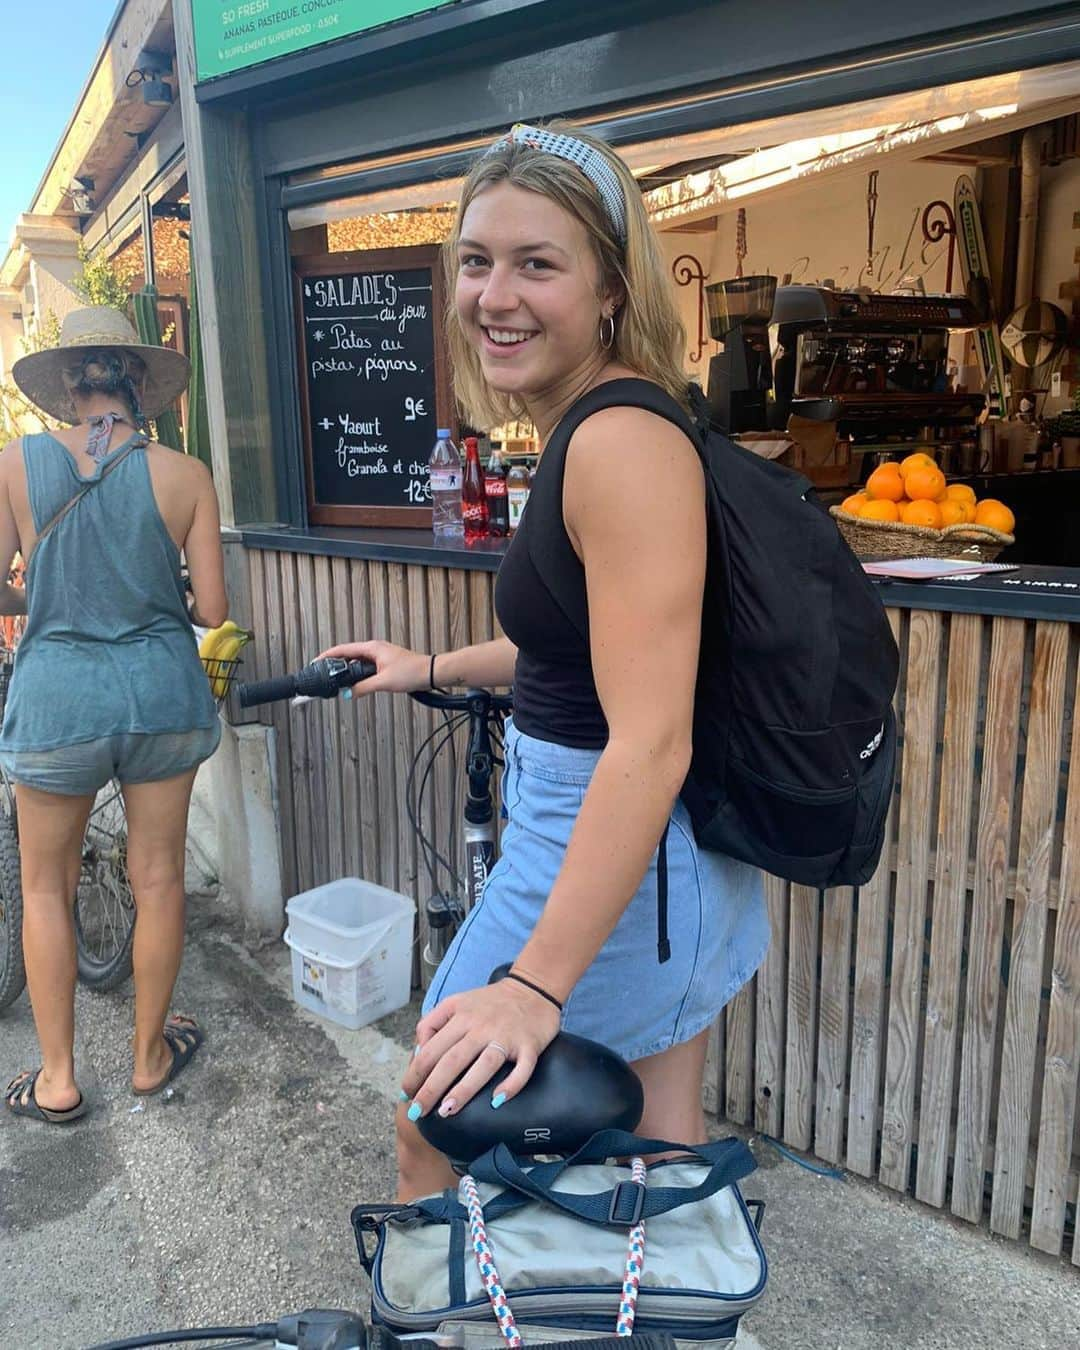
[12,305,190,423]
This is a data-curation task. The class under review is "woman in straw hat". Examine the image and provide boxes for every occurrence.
[322,122,767,1199]
[1,305,227,1123]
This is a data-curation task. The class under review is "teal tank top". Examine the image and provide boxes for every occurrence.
[0,432,218,752]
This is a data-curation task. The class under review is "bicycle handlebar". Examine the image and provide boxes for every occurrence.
[411,688,513,714]
[237,657,376,708]
[237,659,514,716]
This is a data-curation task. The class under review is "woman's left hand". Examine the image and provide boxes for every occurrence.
[402,979,561,1120]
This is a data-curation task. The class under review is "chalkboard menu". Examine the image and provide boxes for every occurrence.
[293,246,454,526]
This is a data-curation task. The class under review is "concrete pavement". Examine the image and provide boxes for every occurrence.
[1,873,1077,1349]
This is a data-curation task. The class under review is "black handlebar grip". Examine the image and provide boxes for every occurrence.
[237,672,297,708]
[346,658,378,684]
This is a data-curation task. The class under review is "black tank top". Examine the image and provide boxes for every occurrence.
[495,515,606,749]
[495,378,686,749]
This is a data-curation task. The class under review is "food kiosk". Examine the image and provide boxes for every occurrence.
[179,0,1080,1259]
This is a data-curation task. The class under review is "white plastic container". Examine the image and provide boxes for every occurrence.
[283,878,414,1030]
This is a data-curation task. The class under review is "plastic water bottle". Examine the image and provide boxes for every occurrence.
[428,429,464,540]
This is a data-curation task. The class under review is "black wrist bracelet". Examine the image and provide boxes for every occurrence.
[429,652,438,690]
[505,970,564,1012]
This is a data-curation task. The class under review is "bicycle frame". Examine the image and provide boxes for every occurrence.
[0,652,16,817]
[410,687,512,985]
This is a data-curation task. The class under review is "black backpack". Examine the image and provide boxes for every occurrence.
[528,378,899,893]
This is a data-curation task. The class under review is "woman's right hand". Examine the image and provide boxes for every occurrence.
[317,640,429,695]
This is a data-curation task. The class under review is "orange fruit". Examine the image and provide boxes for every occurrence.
[900,451,936,478]
[956,499,977,523]
[974,499,1016,534]
[900,499,942,528]
[937,500,967,527]
[904,464,947,501]
[840,492,868,515]
[860,499,901,522]
[945,483,977,504]
[865,464,905,502]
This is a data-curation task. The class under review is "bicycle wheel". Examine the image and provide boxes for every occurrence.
[0,806,25,1010]
[75,782,135,991]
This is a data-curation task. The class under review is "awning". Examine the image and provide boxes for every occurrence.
[287,58,1080,233]
[640,59,1080,224]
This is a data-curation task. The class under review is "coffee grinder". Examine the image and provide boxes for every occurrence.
[704,274,777,433]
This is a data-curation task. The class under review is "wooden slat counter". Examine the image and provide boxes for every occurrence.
[240,530,1080,1260]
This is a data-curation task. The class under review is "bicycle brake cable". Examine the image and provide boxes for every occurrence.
[406,711,468,892]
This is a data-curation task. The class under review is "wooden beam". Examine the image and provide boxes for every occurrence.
[33,0,174,217]
[83,102,186,257]
[174,0,278,526]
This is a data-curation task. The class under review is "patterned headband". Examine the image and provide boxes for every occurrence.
[481,124,628,244]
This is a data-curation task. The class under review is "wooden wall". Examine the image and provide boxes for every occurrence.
[241,548,500,939]
[245,547,1080,1260]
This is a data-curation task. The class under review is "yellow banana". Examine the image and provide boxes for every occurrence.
[199,620,253,697]
[198,618,246,661]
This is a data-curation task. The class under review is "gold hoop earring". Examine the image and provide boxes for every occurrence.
[599,314,616,349]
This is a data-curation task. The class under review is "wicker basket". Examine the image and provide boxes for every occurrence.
[830,507,1014,562]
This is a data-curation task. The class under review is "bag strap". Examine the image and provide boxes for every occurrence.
[459,1129,757,1228]
[525,379,704,645]
[25,436,145,569]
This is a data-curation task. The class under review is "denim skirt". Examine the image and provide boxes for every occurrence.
[422,720,770,1063]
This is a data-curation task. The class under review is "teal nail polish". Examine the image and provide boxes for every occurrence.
[398,1089,409,1102]
[342,688,353,700]
[407,1101,422,1122]
[491,1092,507,1110]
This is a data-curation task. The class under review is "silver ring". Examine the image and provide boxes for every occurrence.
[487,1041,510,1058]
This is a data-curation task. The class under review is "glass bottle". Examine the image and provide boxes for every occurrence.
[507,460,531,535]
[461,436,489,543]
[484,441,509,538]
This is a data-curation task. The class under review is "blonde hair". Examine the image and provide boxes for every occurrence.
[444,120,688,430]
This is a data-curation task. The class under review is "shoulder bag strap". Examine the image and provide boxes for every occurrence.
[25,438,145,570]
[525,379,703,642]
[468,1130,757,1227]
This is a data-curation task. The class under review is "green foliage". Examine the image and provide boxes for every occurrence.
[71,243,132,314]
[0,311,64,442]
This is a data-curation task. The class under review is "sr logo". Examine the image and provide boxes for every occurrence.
[523,1127,551,1143]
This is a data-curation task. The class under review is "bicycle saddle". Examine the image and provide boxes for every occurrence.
[416,969,644,1164]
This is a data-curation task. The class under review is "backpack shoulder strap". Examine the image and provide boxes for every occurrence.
[526,379,704,641]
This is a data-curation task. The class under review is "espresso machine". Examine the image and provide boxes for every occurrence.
[704,275,777,433]
[770,286,985,446]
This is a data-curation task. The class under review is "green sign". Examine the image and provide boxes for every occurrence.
[192,0,459,81]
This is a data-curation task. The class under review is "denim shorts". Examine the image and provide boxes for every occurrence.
[423,720,770,1062]
[0,723,221,797]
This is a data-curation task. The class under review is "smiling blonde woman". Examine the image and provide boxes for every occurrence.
[322,122,769,1200]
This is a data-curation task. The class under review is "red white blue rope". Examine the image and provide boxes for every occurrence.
[459,1173,523,1348]
[459,1156,648,1344]
[616,1157,647,1335]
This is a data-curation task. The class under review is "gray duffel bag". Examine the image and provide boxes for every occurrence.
[352,1131,767,1345]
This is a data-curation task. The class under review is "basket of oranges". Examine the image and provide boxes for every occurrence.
[830,452,1015,561]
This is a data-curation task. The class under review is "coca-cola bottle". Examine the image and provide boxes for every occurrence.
[484,441,509,537]
[461,436,489,543]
